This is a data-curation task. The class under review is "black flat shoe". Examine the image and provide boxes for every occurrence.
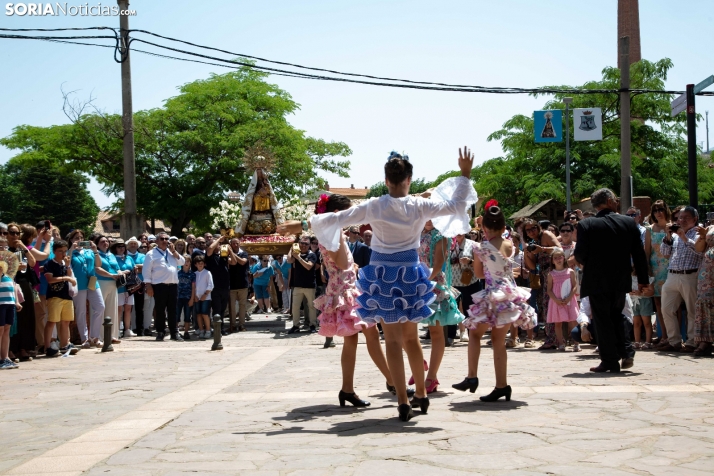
[287,326,300,334]
[589,362,620,373]
[693,346,712,358]
[452,377,479,393]
[479,385,512,402]
[386,382,416,397]
[338,390,370,408]
[324,337,335,348]
[398,403,414,421]
[410,395,430,413]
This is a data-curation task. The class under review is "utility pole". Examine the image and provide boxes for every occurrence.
[564,97,573,210]
[117,0,142,238]
[706,110,710,153]
[686,84,697,207]
[619,36,632,212]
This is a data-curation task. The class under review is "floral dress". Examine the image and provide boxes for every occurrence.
[649,228,670,297]
[418,229,463,327]
[694,228,714,343]
[314,243,370,337]
[464,241,536,330]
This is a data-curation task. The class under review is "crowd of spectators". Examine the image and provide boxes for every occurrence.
[1,195,713,369]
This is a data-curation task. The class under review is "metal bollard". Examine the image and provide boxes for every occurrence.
[101,316,114,352]
[211,314,223,351]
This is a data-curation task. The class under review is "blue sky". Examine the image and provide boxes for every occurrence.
[1,0,712,208]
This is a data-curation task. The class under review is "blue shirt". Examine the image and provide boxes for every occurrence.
[114,254,135,294]
[127,251,145,280]
[71,249,99,291]
[0,275,15,305]
[177,269,196,299]
[275,260,291,279]
[251,263,274,286]
[98,251,120,282]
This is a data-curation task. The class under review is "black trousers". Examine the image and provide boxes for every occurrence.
[572,317,635,359]
[211,287,230,322]
[590,292,629,365]
[133,291,145,333]
[153,283,178,335]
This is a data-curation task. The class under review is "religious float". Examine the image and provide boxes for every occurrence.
[232,145,296,255]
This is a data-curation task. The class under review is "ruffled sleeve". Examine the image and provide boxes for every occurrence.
[310,199,372,252]
[425,176,478,238]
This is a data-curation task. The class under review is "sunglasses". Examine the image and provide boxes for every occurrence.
[197,241,206,245]
[115,245,126,248]
[300,242,309,246]
[652,208,665,213]
[525,227,538,233]
[261,260,269,262]
[8,231,20,236]
[157,237,170,241]
[0,231,7,236]
[626,213,638,217]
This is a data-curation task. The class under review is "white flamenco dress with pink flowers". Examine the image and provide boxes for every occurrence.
[464,241,536,330]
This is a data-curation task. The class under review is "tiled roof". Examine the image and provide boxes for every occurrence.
[329,188,369,198]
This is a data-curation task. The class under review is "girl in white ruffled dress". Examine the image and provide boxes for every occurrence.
[453,206,536,402]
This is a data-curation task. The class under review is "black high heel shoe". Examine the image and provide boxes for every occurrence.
[452,377,479,393]
[386,381,416,397]
[398,403,414,421]
[338,390,371,408]
[410,395,430,413]
[479,385,512,402]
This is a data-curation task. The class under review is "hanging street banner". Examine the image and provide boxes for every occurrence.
[534,110,562,143]
[573,108,603,141]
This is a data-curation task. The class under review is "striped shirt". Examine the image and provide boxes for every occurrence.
[0,275,16,305]
[660,227,704,271]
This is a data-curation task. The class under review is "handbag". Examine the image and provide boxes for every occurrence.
[87,276,97,290]
[460,267,474,286]
[115,273,128,288]
[529,272,542,290]
[123,269,144,295]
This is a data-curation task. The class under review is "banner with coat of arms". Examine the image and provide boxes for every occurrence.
[573,108,603,141]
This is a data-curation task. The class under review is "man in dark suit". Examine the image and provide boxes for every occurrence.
[574,188,649,373]
[347,226,371,268]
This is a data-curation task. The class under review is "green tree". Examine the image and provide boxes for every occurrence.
[1,66,351,236]
[0,159,99,236]
[473,58,714,218]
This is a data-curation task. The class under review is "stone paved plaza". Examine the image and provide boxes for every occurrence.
[2,317,714,476]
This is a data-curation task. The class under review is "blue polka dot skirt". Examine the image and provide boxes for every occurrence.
[355,249,436,324]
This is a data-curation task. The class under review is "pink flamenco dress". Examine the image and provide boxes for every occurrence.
[464,241,536,330]
[546,268,579,323]
[314,244,372,337]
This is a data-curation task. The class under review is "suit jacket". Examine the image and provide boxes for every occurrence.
[350,241,371,269]
[574,209,648,298]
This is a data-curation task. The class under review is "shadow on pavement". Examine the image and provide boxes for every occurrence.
[562,371,643,378]
[449,400,528,412]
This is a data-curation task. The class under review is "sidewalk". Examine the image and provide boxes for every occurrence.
[1,329,713,475]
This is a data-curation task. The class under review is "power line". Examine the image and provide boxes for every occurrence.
[1,27,712,96]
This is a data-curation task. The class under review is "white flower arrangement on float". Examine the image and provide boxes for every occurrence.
[209,200,243,231]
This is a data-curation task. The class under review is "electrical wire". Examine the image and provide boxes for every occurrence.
[1,27,712,96]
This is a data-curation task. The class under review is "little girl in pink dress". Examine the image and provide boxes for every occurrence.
[546,249,580,351]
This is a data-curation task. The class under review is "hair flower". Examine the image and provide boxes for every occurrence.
[485,199,499,210]
[315,193,330,214]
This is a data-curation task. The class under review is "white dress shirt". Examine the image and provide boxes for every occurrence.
[310,176,477,252]
[143,247,185,285]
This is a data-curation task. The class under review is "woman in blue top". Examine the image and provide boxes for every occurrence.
[67,230,106,348]
[111,239,136,338]
[251,256,275,313]
[94,236,130,343]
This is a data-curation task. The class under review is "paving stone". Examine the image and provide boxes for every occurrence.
[2,332,714,475]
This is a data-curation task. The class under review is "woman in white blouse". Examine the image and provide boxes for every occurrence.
[278,148,477,421]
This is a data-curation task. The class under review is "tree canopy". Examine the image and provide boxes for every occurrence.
[472,58,714,218]
[1,66,352,235]
[0,159,99,236]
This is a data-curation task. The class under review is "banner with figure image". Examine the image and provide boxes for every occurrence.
[573,108,603,141]
[534,110,562,143]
